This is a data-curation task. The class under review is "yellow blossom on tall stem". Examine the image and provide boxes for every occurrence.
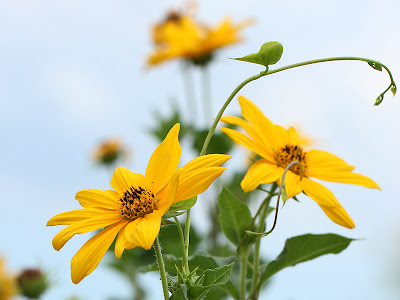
[0,258,17,300]
[47,124,230,284]
[221,95,380,229]
[148,11,252,66]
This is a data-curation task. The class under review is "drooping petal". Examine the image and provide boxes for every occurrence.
[114,222,136,259]
[309,171,380,189]
[47,208,114,226]
[318,204,355,229]
[277,171,303,199]
[241,159,283,192]
[145,123,181,192]
[52,213,122,251]
[75,189,120,209]
[300,177,339,207]
[179,154,231,173]
[238,95,282,149]
[71,220,126,284]
[110,168,147,195]
[174,167,226,203]
[220,127,274,161]
[306,150,355,173]
[124,211,162,250]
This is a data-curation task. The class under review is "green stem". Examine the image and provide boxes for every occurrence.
[154,236,169,300]
[183,208,191,275]
[181,61,198,124]
[201,66,213,124]
[249,184,278,300]
[240,250,248,300]
[200,55,395,155]
[173,216,187,273]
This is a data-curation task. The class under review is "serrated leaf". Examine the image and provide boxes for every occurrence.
[217,188,253,246]
[233,41,283,68]
[368,61,383,71]
[259,234,354,286]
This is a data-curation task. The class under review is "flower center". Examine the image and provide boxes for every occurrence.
[274,144,307,175]
[119,186,157,221]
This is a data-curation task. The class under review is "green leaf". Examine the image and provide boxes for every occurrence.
[170,285,189,300]
[374,94,384,106]
[233,42,283,68]
[168,197,197,213]
[259,234,354,285]
[217,188,253,246]
[281,183,288,205]
[391,85,397,96]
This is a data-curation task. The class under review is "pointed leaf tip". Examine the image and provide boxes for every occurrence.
[391,85,397,96]
[233,41,283,68]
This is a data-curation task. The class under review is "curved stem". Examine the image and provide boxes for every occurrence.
[154,236,169,300]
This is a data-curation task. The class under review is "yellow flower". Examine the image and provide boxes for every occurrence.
[93,138,127,166]
[220,96,380,229]
[0,258,17,300]
[47,124,230,284]
[148,11,252,66]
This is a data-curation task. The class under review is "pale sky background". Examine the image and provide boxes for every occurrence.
[1,0,400,299]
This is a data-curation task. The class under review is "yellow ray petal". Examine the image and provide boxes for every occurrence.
[319,204,355,229]
[241,159,283,192]
[277,171,303,199]
[306,150,355,173]
[124,211,162,250]
[52,213,122,251]
[174,167,226,203]
[156,170,181,214]
[145,123,181,193]
[110,168,147,195]
[47,208,114,226]
[71,220,126,284]
[221,127,274,161]
[180,154,231,173]
[300,177,339,207]
[238,95,282,149]
[114,222,136,259]
[309,171,380,189]
[75,189,120,209]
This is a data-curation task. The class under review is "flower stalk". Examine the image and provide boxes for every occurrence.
[154,236,170,300]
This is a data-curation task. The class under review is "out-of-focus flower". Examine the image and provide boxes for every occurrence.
[16,268,48,299]
[0,258,17,300]
[221,95,380,228]
[93,138,128,166]
[148,11,252,67]
[47,124,230,284]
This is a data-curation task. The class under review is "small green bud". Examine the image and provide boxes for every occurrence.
[391,85,397,96]
[17,268,48,299]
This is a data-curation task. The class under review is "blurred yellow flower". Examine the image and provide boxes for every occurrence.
[0,258,17,300]
[221,96,380,229]
[47,124,230,284]
[148,11,252,66]
[93,138,127,166]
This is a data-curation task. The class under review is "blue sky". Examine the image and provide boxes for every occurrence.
[1,0,399,299]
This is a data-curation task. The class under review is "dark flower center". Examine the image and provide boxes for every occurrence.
[119,186,157,221]
[274,144,307,175]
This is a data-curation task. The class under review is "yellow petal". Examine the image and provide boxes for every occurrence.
[238,95,282,149]
[110,168,147,195]
[221,127,274,162]
[114,222,136,258]
[306,150,355,173]
[145,123,181,192]
[47,208,113,226]
[75,189,120,209]
[277,171,303,199]
[71,220,126,284]
[319,204,355,229]
[124,211,162,250]
[156,170,181,214]
[179,154,231,173]
[309,171,380,189]
[300,177,339,207]
[52,213,122,251]
[174,167,226,203]
[241,159,283,192]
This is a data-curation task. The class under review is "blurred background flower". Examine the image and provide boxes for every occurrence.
[0,258,17,300]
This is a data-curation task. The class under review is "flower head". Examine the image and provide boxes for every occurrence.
[93,138,128,166]
[47,124,230,284]
[221,96,380,229]
[148,11,252,66]
[0,258,17,300]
